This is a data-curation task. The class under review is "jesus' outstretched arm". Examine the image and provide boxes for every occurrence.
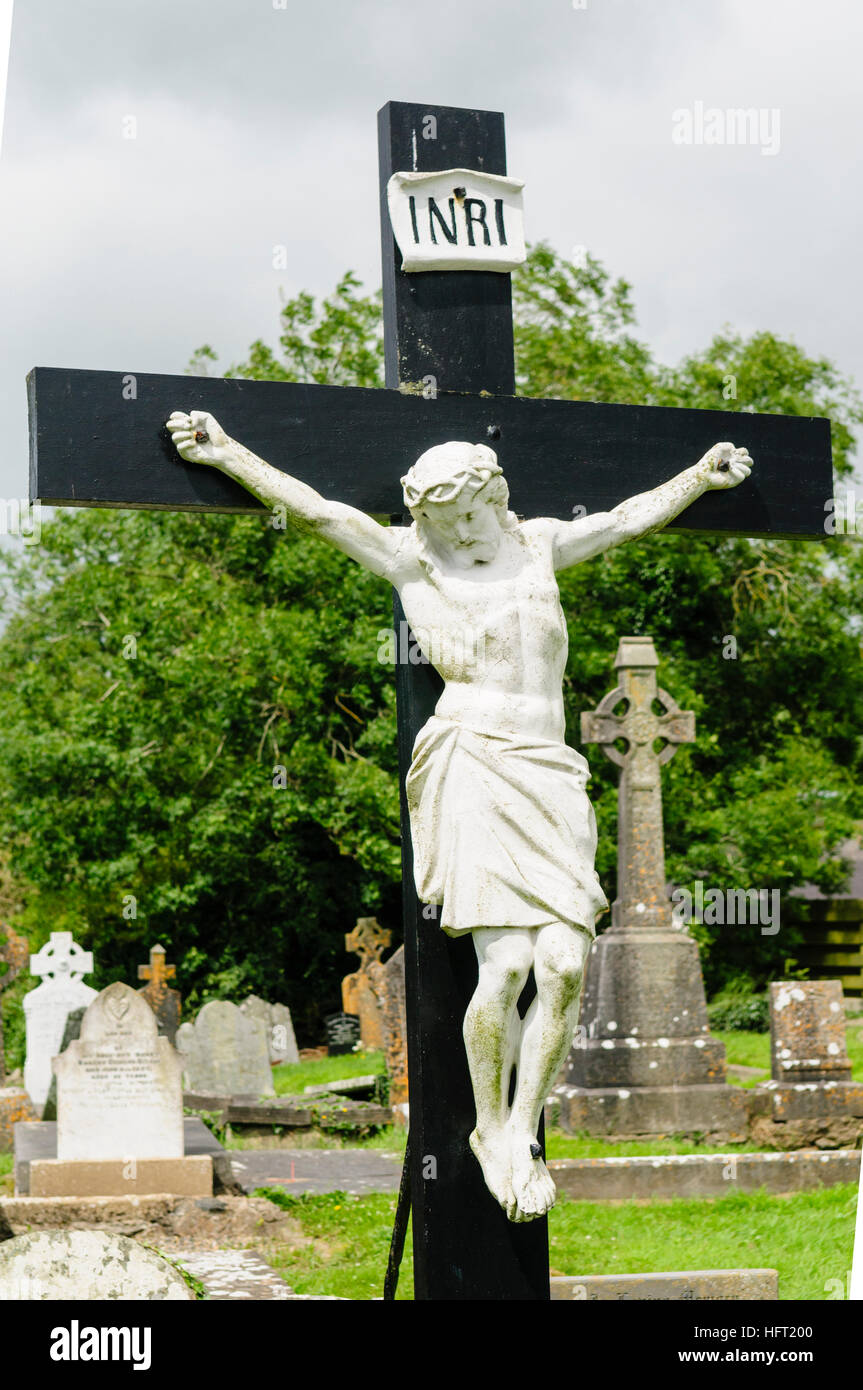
[546,441,753,572]
[166,409,401,580]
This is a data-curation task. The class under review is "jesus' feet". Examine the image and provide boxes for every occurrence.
[469,1128,516,1219]
[509,1135,557,1222]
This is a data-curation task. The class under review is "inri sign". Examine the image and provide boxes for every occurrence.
[387,167,526,273]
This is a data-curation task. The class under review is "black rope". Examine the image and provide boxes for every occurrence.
[383,1133,412,1301]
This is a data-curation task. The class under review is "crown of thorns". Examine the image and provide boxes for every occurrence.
[401,445,503,510]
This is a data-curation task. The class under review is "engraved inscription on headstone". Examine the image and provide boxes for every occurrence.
[55,982,183,1161]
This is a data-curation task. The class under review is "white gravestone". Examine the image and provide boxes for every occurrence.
[177,999,275,1097]
[55,982,183,1161]
[24,931,97,1114]
[240,995,300,1065]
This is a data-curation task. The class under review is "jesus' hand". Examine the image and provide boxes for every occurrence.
[166,410,236,469]
[697,442,753,490]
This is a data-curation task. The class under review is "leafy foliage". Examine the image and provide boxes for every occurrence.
[706,981,771,1034]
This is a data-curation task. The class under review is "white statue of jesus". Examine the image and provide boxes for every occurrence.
[166,409,751,1223]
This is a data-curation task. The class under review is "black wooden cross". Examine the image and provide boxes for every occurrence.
[28,100,833,1302]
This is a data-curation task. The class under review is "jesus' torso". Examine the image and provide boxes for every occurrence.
[390,521,569,743]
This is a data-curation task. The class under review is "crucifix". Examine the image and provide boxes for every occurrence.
[28,101,833,1300]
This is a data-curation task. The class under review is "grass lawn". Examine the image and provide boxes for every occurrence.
[0,1152,12,1197]
[271,1050,386,1096]
[254,1036,860,1300]
[257,1183,858,1301]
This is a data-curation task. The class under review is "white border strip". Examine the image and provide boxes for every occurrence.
[0,0,13,158]
[851,1163,863,1298]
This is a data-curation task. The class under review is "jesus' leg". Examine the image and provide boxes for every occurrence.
[463,927,534,1219]
[508,921,591,1221]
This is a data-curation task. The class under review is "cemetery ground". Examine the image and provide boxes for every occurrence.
[9,1031,849,1302]
[253,1029,861,1300]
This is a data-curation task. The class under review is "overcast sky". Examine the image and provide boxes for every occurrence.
[0,0,861,508]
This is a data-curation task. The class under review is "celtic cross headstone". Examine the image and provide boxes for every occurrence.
[23,931,97,1114]
[560,637,746,1141]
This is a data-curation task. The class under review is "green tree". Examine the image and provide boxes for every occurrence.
[1,244,861,1049]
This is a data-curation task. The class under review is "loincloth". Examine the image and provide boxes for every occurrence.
[406,715,609,938]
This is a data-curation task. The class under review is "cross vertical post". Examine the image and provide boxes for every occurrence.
[378,100,550,1301]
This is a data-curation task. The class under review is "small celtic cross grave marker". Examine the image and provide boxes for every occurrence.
[345,917,391,970]
[343,917,394,1053]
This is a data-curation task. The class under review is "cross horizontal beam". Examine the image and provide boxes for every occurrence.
[29,367,833,538]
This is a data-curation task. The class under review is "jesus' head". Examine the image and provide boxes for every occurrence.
[401,441,517,568]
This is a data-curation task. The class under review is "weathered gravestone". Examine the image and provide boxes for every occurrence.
[177,999,275,1098]
[0,923,36,1150]
[137,943,181,1044]
[40,1004,85,1122]
[342,923,408,1109]
[556,636,747,1141]
[27,99,834,1299]
[749,981,863,1147]
[239,995,299,1065]
[324,1010,361,1056]
[27,982,211,1198]
[24,931,97,1115]
[342,917,393,1051]
[373,944,408,1114]
[0,1229,193,1301]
